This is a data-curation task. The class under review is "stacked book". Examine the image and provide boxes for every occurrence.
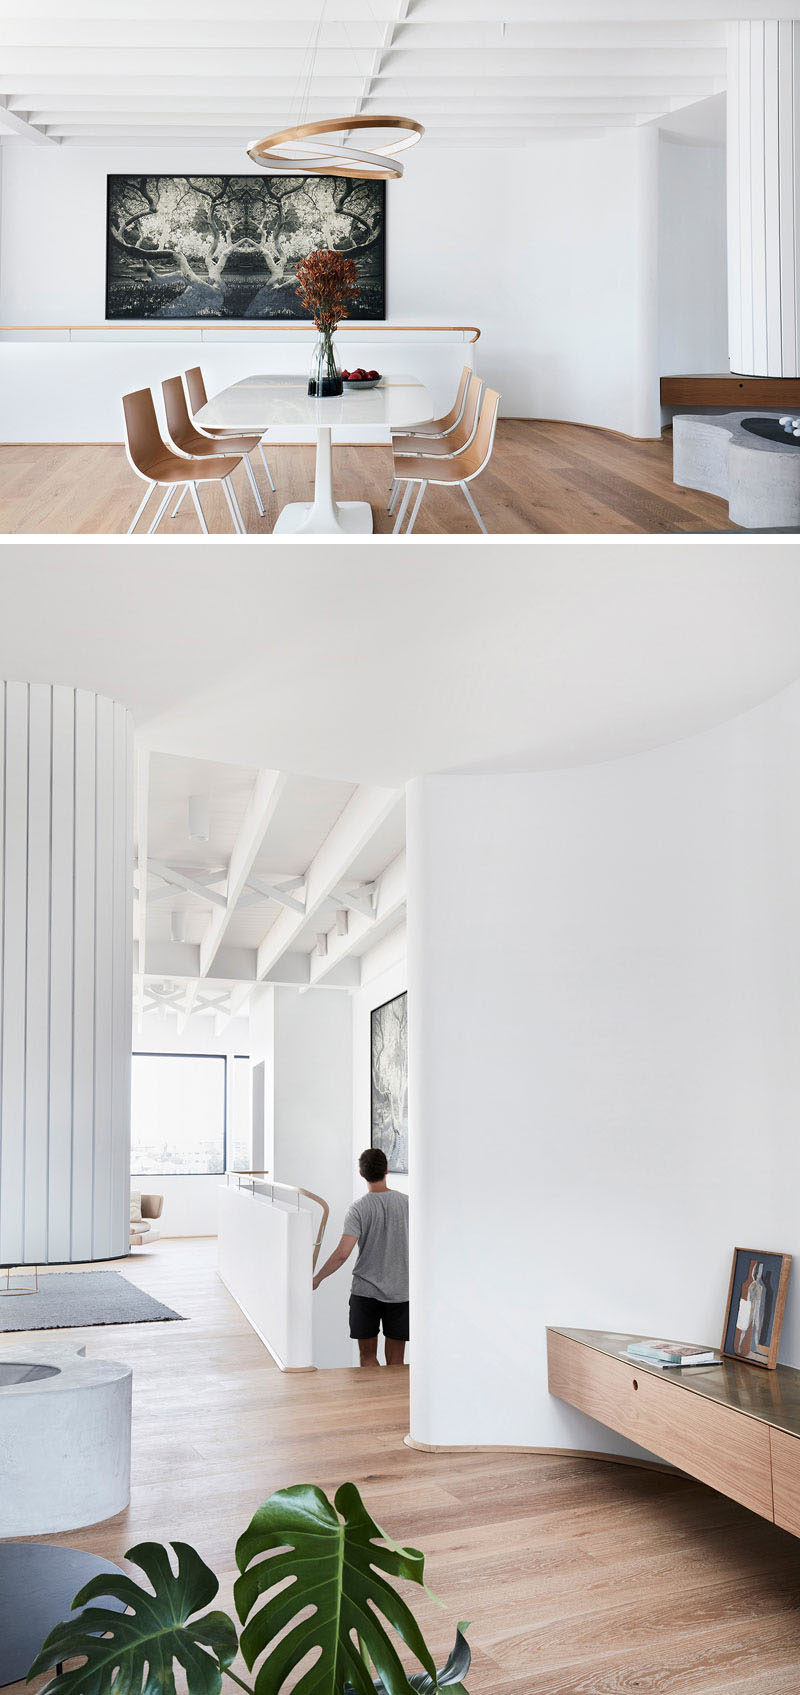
[623,1339,719,1369]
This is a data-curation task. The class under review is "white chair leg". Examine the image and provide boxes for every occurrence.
[461,481,487,535]
[242,453,265,517]
[147,486,174,535]
[388,476,398,511]
[188,482,209,534]
[392,481,414,536]
[171,485,188,518]
[405,481,428,536]
[258,441,276,493]
[222,475,246,534]
[127,480,155,535]
[388,477,402,515]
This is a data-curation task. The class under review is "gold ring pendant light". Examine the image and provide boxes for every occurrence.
[246,1,423,181]
[248,115,424,181]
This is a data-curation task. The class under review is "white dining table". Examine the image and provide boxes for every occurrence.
[196,373,433,536]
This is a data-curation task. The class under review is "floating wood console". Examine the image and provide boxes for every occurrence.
[547,1327,800,1530]
[661,373,800,407]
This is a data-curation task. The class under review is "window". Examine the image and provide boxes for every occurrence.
[131,1053,227,1176]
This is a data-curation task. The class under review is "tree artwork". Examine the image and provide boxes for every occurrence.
[106,175,386,320]
[371,993,408,1175]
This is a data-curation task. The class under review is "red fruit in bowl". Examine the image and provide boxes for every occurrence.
[367,370,380,381]
[342,369,350,379]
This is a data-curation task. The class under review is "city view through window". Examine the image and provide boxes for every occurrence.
[131,1052,240,1175]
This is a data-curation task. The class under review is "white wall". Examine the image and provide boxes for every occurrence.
[248,983,354,1367]
[407,679,800,1453]
[1,131,667,436]
[659,134,728,381]
[132,1011,249,1239]
[512,126,662,437]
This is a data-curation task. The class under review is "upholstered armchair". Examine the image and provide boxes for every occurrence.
[130,1191,163,1248]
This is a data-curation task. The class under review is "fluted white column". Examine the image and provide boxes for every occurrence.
[728,21,800,377]
[0,683,134,1266]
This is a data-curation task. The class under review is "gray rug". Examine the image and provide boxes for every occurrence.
[0,1270,185,1331]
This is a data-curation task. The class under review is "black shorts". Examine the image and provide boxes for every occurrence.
[349,1293,409,1342]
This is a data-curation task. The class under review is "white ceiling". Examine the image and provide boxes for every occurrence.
[5,542,800,1024]
[138,749,404,1021]
[0,1,796,150]
[3,544,800,782]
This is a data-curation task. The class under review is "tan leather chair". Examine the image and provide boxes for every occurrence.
[394,364,472,439]
[388,372,482,514]
[123,388,247,535]
[391,372,483,461]
[185,365,275,493]
[390,389,501,536]
[162,375,266,519]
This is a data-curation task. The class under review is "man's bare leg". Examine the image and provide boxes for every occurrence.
[358,1336,380,1367]
[385,1338,406,1367]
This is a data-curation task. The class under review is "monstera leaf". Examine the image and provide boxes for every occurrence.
[235,1483,457,1695]
[28,1541,239,1695]
[372,1626,471,1693]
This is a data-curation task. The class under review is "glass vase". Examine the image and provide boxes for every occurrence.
[308,330,343,398]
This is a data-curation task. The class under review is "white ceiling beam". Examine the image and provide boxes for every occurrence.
[199,767,287,978]
[351,0,409,119]
[0,21,383,48]
[0,97,54,143]
[384,49,727,76]
[134,745,149,1037]
[0,0,791,14]
[0,49,377,77]
[409,0,800,15]
[147,868,228,904]
[329,884,376,920]
[256,786,400,982]
[359,919,407,988]
[244,873,306,915]
[149,860,228,907]
[311,852,405,986]
[396,22,728,48]
[213,981,254,1041]
[176,977,201,1035]
[0,0,395,14]
[42,112,649,135]
[25,97,688,122]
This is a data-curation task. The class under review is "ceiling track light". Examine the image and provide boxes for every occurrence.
[170,912,188,945]
[188,794,210,841]
[248,115,424,181]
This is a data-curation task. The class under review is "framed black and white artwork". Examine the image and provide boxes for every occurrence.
[370,991,408,1175]
[106,174,386,321]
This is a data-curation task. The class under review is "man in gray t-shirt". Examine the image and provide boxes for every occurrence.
[312,1147,409,1366]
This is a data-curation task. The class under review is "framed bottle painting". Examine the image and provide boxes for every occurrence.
[721,1247,792,1369]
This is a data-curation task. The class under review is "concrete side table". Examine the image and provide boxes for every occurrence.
[673,410,800,529]
[0,1344,131,1536]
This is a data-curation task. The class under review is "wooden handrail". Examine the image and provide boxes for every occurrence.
[0,322,481,342]
[227,1171,330,1268]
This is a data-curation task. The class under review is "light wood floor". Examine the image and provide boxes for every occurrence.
[4,1238,800,1694]
[0,423,740,535]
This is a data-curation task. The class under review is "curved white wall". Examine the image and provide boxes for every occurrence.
[0,131,663,438]
[408,679,800,1454]
[0,683,133,1266]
